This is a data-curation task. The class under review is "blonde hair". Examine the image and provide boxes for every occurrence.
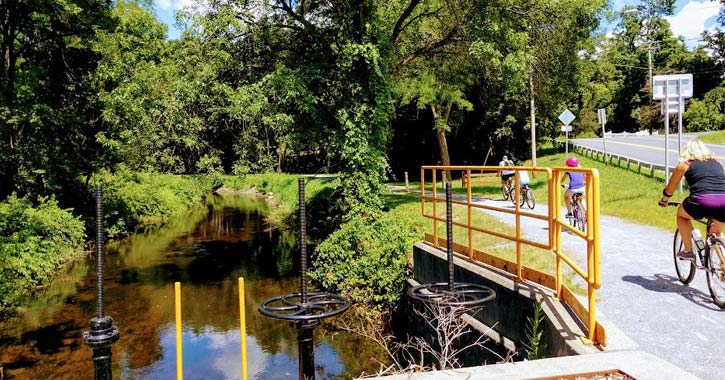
[680,139,716,162]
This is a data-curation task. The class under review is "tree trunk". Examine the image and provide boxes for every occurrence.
[432,104,452,182]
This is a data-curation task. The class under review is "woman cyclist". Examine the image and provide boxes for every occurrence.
[563,157,585,218]
[659,140,725,262]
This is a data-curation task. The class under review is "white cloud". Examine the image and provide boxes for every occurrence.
[665,1,720,47]
[156,0,173,10]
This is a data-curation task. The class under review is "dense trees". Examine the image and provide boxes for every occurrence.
[1,0,724,208]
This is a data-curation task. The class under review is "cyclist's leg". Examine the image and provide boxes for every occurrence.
[676,204,694,252]
[564,189,572,214]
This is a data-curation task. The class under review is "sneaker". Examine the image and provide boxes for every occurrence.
[676,250,696,262]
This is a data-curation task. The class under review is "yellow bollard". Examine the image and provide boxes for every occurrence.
[175,282,183,380]
[238,277,248,380]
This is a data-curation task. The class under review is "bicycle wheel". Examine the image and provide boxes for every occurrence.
[578,204,587,233]
[502,183,510,200]
[705,237,725,309]
[673,228,696,285]
[525,188,535,209]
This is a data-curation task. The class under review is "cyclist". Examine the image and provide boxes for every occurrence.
[563,157,585,218]
[499,155,515,185]
[659,140,725,262]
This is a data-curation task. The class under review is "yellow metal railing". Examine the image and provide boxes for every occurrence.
[420,165,604,346]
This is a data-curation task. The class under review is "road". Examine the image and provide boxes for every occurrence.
[572,134,725,168]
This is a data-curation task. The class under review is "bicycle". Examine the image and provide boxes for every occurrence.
[566,190,586,232]
[501,177,513,201]
[668,202,725,308]
[509,183,535,209]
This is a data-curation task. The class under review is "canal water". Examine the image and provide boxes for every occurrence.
[0,195,386,380]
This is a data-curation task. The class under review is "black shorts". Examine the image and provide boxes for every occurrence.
[502,173,514,182]
[683,194,725,223]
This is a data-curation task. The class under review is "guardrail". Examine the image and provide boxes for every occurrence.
[570,143,667,181]
[420,166,605,346]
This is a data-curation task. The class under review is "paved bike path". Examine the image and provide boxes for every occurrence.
[474,198,721,380]
[399,187,722,380]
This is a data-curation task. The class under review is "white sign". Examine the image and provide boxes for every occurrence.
[597,108,607,126]
[558,109,575,126]
[560,125,572,132]
[652,74,693,100]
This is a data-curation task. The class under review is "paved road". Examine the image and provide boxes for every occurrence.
[573,134,725,168]
[402,186,721,379]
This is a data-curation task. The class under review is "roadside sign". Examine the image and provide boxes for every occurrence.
[560,125,572,132]
[597,109,606,126]
[653,74,693,100]
[558,109,575,126]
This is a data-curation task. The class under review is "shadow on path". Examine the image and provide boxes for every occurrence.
[622,274,721,311]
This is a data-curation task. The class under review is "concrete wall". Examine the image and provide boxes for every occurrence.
[412,242,597,358]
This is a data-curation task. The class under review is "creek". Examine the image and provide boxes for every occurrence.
[0,195,385,380]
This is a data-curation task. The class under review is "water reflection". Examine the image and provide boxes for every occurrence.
[0,195,385,380]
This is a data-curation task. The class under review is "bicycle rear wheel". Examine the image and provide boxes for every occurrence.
[525,188,535,209]
[502,183,510,200]
[574,204,586,232]
[705,237,725,309]
[673,228,696,285]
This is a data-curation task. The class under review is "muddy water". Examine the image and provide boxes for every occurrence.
[0,195,385,380]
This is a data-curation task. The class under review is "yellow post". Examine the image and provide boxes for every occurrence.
[514,171,522,280]
[238,278,248,380]
[467,169,473,259]
[175,282,183,380]
[420,168,425,217]
[554,170,563,299]
[432,169,438,245]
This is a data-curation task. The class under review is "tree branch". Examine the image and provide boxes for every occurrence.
[274,0,313,29]
[391,0,422,43]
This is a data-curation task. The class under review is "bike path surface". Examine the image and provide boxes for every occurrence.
[401,187,720,379]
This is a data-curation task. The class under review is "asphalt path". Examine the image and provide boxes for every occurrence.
[399,186,722,379]
[572,134,725,169]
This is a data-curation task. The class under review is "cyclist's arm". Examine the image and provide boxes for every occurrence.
[661,161,688,201]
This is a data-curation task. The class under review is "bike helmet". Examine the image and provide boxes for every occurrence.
[565,157,579,167]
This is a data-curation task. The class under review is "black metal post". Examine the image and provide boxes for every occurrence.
[298,177,308,305]
[83,186,120,380]
[446,183,454,291]
[296,321,316,380]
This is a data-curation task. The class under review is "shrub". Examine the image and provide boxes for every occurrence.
[93,167,214,236]
[309,211,420,312]
[0,194,85,309]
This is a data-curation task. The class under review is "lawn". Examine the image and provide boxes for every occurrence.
[698,130,725,145]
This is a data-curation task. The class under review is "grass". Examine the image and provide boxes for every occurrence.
[698,130,725,145]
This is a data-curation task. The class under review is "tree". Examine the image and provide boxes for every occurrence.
[0,0,115,202]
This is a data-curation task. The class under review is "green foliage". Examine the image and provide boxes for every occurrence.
[685,85,725,131]
[524,301,548,360]
[92,167,213,236]
[309,211,421,311]
[0,194,85,309]
[698,130,725,145]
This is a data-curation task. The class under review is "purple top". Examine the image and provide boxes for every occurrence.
[567,172,585,189]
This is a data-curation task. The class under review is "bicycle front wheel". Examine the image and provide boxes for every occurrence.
[705,237,725,309]
[673,228,696,285]
[525,188,535,209]
[502,184,510,200]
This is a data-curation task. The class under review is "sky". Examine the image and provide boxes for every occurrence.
[152,0,722,48]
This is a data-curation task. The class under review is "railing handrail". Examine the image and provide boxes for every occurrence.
[419,165,604,346]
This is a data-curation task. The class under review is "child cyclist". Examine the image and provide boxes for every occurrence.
[563,157,585,218]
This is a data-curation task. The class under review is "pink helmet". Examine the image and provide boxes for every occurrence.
[565,157,579,167]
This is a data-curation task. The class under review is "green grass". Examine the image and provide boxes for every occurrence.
[698,130,725,145]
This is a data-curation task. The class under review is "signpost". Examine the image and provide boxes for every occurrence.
[558,109,575,155]
[597,108,608,166]
[652,74,693,183]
